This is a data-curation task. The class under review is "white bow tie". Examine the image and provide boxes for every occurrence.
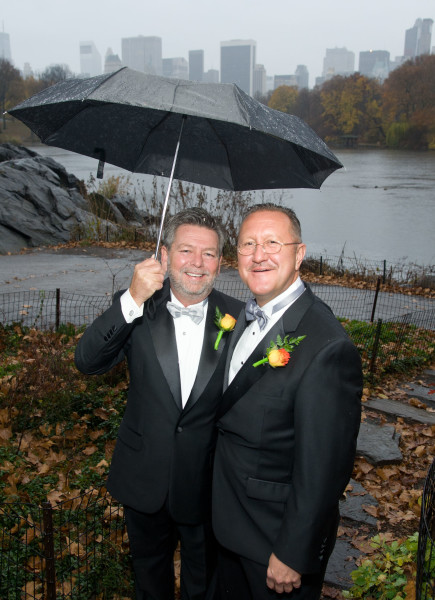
[166,301,204,324]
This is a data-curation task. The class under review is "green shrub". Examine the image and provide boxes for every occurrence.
[343,533,418,599]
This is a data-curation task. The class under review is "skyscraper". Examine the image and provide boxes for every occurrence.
[253,64,267,97]
[203,69,219,84]
[121,36,162,75]
[163,57,189,79]
[189,50,204,82]
[104,48,122,74]
[220,39,256,96]
[404,18,433,58]
[322,47,355,79]
[295,65,309,89]
[359,50,390,81]
[0,32,11,62]
[80,41,102,77]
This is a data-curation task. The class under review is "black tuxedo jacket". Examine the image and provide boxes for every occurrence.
[212,285,362,574]
[75,280,243,524]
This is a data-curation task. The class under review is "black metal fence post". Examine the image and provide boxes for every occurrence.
[42,502,57,600]
[370,277,381,323]
[319,256,323,275]
[383,260,386,284]
[369,318,383,379]
[55,288,60,330]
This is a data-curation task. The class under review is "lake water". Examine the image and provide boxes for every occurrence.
[31,145,435,267]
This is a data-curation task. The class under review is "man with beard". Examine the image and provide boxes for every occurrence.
[75,207,243,600]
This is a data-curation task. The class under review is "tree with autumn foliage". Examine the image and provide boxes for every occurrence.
[0,59,22,129]
[319,73,384,143]
[383,55,435,149]
[268,85,299,115]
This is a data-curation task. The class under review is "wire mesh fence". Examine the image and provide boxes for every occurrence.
[303,252,435,286]
[0,281,434,381]
[0,279,434,599]
[0,488,131,600]
[417,457,435,600]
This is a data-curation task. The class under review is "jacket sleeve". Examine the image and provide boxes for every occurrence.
[74,293,135,375]
[272,337,362,574]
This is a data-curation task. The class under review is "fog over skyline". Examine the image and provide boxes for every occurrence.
[2,0,434,85]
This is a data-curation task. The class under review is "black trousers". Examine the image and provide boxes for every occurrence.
[214,546,325,600]
[124,504,217,600]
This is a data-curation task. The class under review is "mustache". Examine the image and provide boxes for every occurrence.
[246,263,275,272]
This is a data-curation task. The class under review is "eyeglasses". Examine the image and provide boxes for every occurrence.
[237,240,301,256]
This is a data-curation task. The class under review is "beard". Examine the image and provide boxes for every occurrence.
[167,260,216,304]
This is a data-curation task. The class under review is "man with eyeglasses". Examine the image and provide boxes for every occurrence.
[211,203,362,599]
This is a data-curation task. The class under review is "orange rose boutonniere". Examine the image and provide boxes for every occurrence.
[253,334,306,368]
[214,307,237,350]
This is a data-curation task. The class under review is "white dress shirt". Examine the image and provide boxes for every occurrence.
[228,277,305,385]
[120,288,207,408]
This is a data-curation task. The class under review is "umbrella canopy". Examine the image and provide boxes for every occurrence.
[9,67,342,191]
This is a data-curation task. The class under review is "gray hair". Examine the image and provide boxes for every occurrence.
[241,203,302,242]
[162,207,226,255]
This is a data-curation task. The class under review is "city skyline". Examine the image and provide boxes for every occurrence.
[2,0,434,87]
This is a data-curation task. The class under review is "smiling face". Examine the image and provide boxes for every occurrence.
[237,210,306,307]
[161,224,221,306]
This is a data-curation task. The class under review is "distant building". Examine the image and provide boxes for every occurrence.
[404,18,433,58]
[359,50,390,81]
[389,55,406,73]
[220,39,256,95]
[104,48,122,74]
[189,50,204,82]
[0,31,11,62]
[121,36,162,75]
[23,62,33,78]
[322,47,355,79]
[274,74,298,89]
[295,64,309,89]
[162,57,189,79]
[266,75,274,92]
[253,64,267,97]
[203,69,219,83]
[80,41,102,77]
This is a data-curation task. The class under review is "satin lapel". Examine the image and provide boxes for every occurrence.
[185,290,232,410]
[147,281,182,410]
[217,285,316,420]
[223,305,248,390]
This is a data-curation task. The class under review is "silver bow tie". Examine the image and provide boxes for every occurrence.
[167,301,204,324]
[245,298,268,331]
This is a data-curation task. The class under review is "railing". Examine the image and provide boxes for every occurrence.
[0,488,131,600]
[1,280,434,379]
[417,457,435,600]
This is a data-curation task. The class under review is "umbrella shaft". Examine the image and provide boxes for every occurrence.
[154,116,186,259]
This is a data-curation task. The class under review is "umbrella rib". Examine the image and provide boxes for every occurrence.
[132,111,176,173]
[205,119,235,189]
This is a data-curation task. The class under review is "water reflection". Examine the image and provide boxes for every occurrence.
[30,145,435,266]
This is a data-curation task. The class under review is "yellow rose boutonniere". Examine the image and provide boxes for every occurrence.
[214,307,237,350]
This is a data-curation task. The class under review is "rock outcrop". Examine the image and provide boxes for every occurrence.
[0,143,149,254]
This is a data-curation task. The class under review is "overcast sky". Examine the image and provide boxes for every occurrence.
[2,0,434,86]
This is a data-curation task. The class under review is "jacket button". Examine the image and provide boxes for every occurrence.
[177,426,183,433]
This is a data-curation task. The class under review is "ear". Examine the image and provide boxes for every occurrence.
[295,243,306,271]
[217,255,222,275]
[160,246,168,273]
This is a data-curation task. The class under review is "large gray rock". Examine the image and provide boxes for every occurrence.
[0,144,148,254]
[357,422,403,464]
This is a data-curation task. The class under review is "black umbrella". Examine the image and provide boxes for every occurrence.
[9,67,342,254]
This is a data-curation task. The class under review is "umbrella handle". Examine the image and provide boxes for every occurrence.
[154,115,186,259]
